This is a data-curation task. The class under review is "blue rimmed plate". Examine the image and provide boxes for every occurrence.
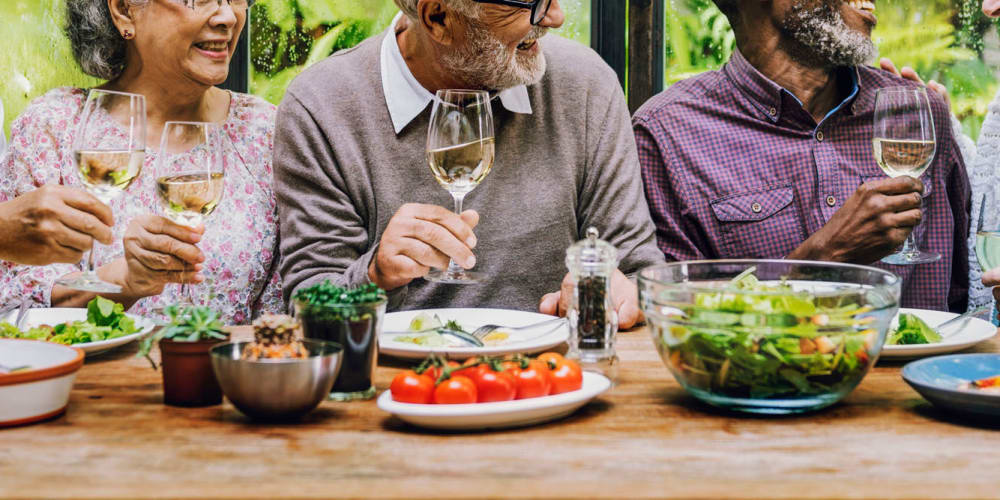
[902,354,1000,417]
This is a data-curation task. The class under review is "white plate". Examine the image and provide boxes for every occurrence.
[880,308,997,359]
[1,308,157,357]
[377,371,611,430]
[379,308,570,360]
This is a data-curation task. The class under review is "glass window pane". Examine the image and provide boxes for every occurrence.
[249,0,591,105]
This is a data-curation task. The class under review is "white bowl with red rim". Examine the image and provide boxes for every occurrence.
[0,339,84,427]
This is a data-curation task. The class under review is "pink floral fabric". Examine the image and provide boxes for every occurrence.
[0,87,284,324]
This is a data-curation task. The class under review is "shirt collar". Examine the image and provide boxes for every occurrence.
[724,48,861,125]
[380,12,533,135]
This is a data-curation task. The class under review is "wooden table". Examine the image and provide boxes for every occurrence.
[3,327,1000,499]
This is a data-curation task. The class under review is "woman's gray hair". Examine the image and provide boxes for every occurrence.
[393,0,481,21]
[64,0,149,80]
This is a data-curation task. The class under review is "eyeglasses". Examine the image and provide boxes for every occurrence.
[178,0,254,15]
[471,0,553,25]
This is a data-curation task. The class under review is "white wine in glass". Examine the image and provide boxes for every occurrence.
[873,87,940,265]
[425,90,495,284]
[975,195,1000,272]
[56,89,146,293]
[154,121,225,305]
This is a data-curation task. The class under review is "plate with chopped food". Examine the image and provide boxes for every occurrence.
[880,308,997,359]
[379,309,569,360]
[0,297,157,356]
[902,354,1000,417]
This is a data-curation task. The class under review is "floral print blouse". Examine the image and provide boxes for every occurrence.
[0,87,283,324]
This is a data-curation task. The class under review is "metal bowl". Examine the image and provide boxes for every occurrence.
[210,340,343,421]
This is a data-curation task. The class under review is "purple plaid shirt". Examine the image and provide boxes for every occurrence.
[633,49,971,312]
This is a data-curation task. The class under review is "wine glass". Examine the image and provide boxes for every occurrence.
[425,90,495,284]
[154,121,225,305]
[873,87,940,265]
[55,89,146,293]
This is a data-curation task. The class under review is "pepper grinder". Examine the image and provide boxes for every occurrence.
[565,227,619,382]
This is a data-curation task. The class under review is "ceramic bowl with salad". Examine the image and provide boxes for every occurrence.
[639,260,901,414]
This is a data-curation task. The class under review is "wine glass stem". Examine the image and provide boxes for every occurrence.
[83,247,98,277]
[447,192,468,275]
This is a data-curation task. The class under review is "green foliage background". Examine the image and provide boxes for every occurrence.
[248,0,591,105]
[1,0,100,139]
[665,0,1000,140]
[2,0,997,141]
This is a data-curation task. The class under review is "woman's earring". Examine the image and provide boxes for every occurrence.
[123,29,134,40]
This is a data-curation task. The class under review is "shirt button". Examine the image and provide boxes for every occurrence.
[816,131,825,142]
[751,202,763,213]
[768,107,777,117]
[826,195,837,207]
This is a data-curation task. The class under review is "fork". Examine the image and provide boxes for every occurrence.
[469,317,568,340]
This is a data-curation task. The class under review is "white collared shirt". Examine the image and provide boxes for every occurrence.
[380,12,533,134]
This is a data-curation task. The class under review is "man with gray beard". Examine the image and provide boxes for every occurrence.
[273,0,663,326]
[633,0,971,312]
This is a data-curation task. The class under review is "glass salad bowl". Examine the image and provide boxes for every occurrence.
[638,260,901,414]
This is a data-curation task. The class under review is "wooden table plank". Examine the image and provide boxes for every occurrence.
[2,328,1000,499]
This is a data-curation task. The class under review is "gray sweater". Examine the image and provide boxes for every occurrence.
[273,32,664,311]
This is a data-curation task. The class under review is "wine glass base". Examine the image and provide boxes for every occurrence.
[424,269,485,284]
[881,251,942,265]
[54,275,122,294]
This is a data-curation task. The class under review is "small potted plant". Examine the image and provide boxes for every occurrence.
[138,305,229,407]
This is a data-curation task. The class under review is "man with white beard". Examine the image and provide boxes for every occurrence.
[633,0,972,312]
[273,0,663,326]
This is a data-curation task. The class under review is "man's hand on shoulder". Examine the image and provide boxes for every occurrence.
[879,58,950,107]
[368,204,479,291]
[788,177,923,264]
[539,269,643,330]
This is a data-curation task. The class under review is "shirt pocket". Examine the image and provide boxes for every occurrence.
[710,185,805,258]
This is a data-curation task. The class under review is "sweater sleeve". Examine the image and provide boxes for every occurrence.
[577,83,665,274]
[273,92,405,307]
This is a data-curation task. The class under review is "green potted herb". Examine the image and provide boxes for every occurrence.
[293,282,387,401]
[138,305,229,407]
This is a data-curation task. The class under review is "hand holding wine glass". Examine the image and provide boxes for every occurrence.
[153,121,226,304]
[424,89,495,284]
[55,89,146,293]
[873,86,940,265]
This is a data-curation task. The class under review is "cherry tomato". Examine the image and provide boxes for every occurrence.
[514,360,553,399]
[472,367,517,402]
[536,352,565,369]
[452,359,486,380]
[423,361,459,381]
[549,359,583,394]
[389,370,435,404]
[433,375,478,404]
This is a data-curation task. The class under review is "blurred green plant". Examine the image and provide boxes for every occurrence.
[664,0,1000,141]
[0,0,99,138]
[250,0,592,105]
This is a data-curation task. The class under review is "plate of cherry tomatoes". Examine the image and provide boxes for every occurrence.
[377,352,612,430]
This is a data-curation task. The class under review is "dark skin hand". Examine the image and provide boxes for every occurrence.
[0,185,114,266]
[787,177,924,264]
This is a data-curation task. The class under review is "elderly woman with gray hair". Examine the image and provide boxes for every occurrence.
[0,0,283,324]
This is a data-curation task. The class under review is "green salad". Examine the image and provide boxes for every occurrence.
[886,313,941,345]
[659,270,881,399]
[0,297,140,345]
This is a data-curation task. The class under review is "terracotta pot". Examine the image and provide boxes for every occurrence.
[159,338,227,407]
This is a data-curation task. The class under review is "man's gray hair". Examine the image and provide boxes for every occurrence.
[64,0,149,80]
[393,0,481,21]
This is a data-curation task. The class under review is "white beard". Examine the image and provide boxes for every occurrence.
[443,20,549,90]
[782,1,878,67]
